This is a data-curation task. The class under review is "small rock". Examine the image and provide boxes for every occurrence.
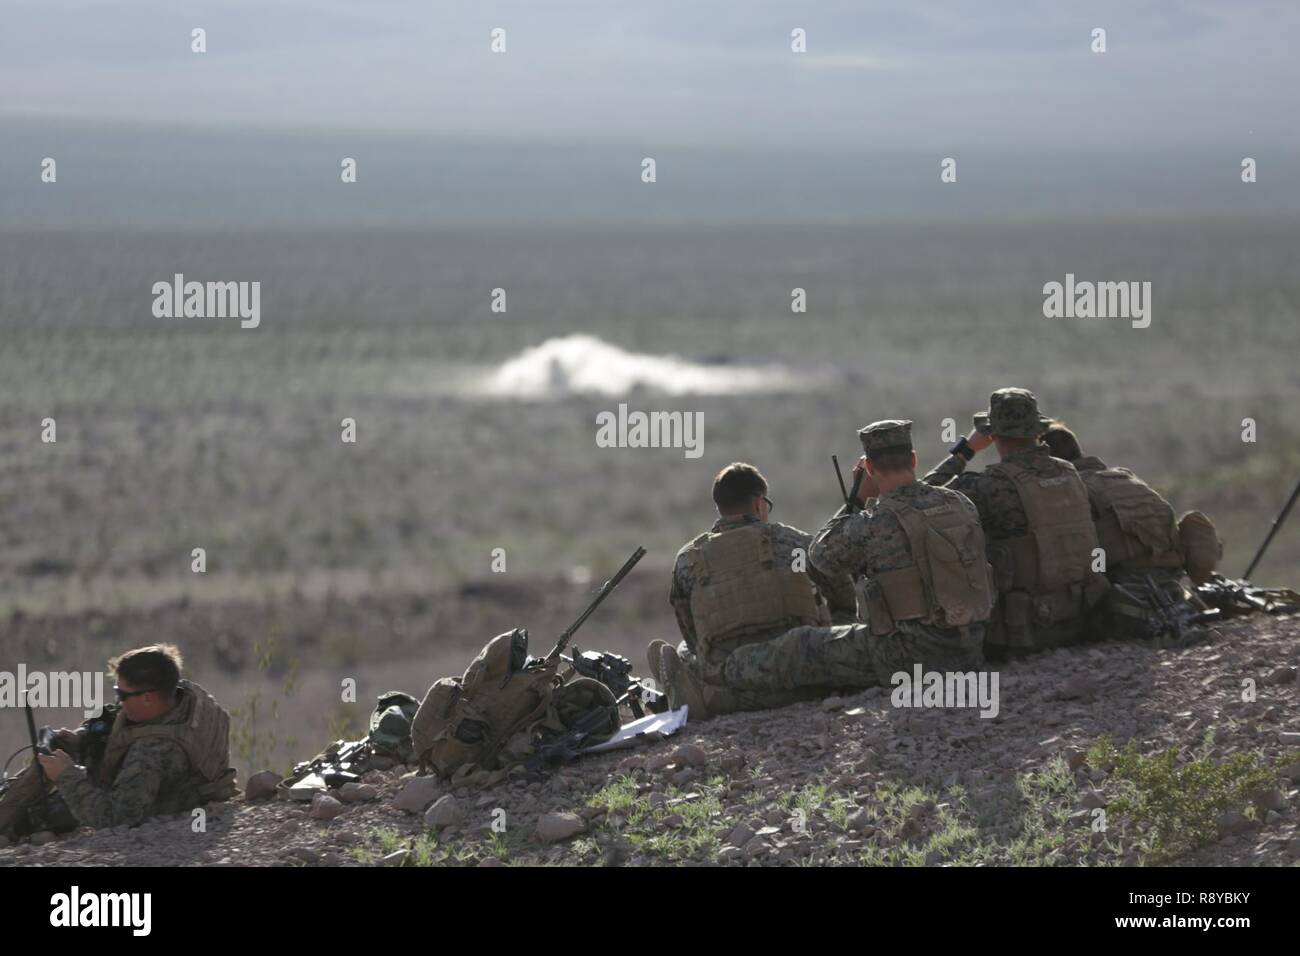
[645,753,676,773]
[424,795,464,829]
[287,847,321,864]
[672,744,707,768]
[245,770,283,800]
[1078,790,1107,810]
[1062,748,1087,771]
[725,822,755,847]
[661,814,685,828]
[844,810,872,834]
[536,812,586,844]
[719,754,746,773]
[30,831,56,846]
[1058,676,1098,701]
[1067,809,1091,828]
[478,856,505,867]
[1258,789,1286,812]
[309,794,345,820]
[1262,666,1297,686]
[1279,762,1300,781]
[717,846,743,863]
[765,809,785,827]
[1279,732,1300,746]
[394,776,442,813]
[380,849,410,867]
[338,783,379,803]
[1217,810,1252,836]
[647,792,670,810]
[821,696,844,711]
[1265,810,1283,825]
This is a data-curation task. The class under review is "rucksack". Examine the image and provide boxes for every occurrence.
[410,628,618,786]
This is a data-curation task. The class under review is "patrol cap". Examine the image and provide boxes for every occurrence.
[858,419,913,456]
[980,388,1051,438]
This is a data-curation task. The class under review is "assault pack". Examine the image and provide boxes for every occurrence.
[411,548,651,787]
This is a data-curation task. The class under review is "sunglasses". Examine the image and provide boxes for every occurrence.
[113,686,156,701]
[761,495,774,513]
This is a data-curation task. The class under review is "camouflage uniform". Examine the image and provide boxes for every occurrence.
[723,422,989,693]
[1071,455,1204,642]
[1,680,236,837]
[667,514,857,715]
[922,390,1107,658]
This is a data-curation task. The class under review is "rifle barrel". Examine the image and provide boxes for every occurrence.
[544,547,647,663]
[1244,475,1300,579]
[23,701,48,786]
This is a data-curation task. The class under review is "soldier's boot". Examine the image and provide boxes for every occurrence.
[659,644,712,720]
[646,640,670,686]
[660,647,754,723]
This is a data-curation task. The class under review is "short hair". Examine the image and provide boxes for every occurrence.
[1041,421,1082,461]
[110,644,184,694]
[866,444,914,474]
[712,462,768,513]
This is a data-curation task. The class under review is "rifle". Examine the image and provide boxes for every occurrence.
[831,455,864,515]
[24,702,49,788]
[1243,475,1300,579]
[1195,573,1300,618]
[525,692,629,770]
[282,738,370,795]
[1108,580,1207,645]
[562,648,668,720]
[541,547,647,666]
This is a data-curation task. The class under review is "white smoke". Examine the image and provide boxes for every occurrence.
[483,334,803,399]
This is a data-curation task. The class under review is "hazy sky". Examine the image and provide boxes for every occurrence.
[3,0,1296,151]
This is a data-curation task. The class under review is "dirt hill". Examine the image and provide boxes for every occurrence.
[3,613,1298,867]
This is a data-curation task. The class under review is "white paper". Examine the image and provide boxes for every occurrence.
[582,705,689,754]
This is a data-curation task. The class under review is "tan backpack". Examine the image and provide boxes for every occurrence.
[411,629,618,785]
[1083,467,1184,573]
[1178,510,1222,585]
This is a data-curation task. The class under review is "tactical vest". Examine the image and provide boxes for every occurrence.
[985,457,1108,648]
[410,628,618,786]
[97,680,237,807]
[686,523,829,658]
[1077,463,1183,574]
[856,487,994,635]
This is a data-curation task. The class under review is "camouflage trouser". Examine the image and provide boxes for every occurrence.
[675,642,831,716]
[719,623,985,693]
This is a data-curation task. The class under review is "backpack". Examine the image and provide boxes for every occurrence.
[410,628,619,786]
[368,691,421,759]
[1178,511,1222,585]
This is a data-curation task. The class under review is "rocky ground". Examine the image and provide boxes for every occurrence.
[3,613,1298,868]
